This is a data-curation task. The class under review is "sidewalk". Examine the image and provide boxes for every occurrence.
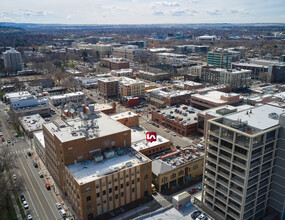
[31,146,77,220]
[10,191,23,220]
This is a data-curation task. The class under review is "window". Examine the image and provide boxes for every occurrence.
[103,190,106,196]
[132,180,135,185]
[132,172,134,176]
[193,164,198,170]
[121,184,124,189]
[96,184,99,189]
[97,202,100,207]
[137,178,140,182]
[102,182,106,186]
[126,174,129,178]
[115,194,118,199]
[121,192,124,197]
[103,200,106,204]
[137,170,140,174]
[132,188,135,193]
[178,170,184,176]
[97,193,100,198]
[126,182,129,187]
[109,196,112,202]
[144,175,148,180]
[109,188,112,193]
[86,196,91,201]
[144,167,148,172]
[114,178,118,182]
[87,205,92,210]
[108,180,112,184]
[115,186,118,191]
[85,187,91,192]
[88,213,93,220]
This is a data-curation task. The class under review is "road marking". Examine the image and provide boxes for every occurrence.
[18,157,49,220]
[25,185,40,219]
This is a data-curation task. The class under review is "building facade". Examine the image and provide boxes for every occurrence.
[207,50,232,69]
[98,78,119,99]
[3,48,22,73]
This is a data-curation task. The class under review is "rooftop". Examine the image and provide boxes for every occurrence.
[157,105,200,126]
[4,91,31,100]
[19,114,45,132]
[132,134,170,152]
[139,71,169,76]
[44,111,130,143]
[110,111,138,120]
[191,91,240,104]
[33,130,45,148]
[67,149,149,184]
[49,92,84,100]
[199,104,252,117]
[215,105,285,133]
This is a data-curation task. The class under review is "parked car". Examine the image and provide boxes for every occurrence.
[27,152,32,156]
[20,195,25,203]
[7,139,11,143]
[171,132,176,136]
[33,162,38,168]
[191,210,202,219]
[164,129,169,133]
[56,202,62,210]
[188,188,198,194]
[38,172,44,178]
[196,213,208,220]
[1,137,5,142]
[23,201,29,210]
[46,184,51,190]
[12,174,17,180]
[59,209,66,217]
[27,214,33,220]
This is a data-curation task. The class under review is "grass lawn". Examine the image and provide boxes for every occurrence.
[0,195,18,220]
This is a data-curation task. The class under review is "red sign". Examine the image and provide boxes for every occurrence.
[146,132,157,142]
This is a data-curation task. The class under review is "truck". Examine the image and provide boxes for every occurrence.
[152,184,157,194]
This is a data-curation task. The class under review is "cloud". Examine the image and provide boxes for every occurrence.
[153,1,181,8]
[207,9,222,15]
[153,11,164,16]
[153,9,197,16]
[230,9,249,15]
[192,0,198,3]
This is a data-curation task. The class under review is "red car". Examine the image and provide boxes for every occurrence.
[45,184,51,191]
[188,188,198,194]
[1,137,5,142]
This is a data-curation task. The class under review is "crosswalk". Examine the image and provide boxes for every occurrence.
[7,148,29,156]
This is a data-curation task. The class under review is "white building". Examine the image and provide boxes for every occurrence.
[48,91,85,107]
[3,48,22,72]
[33,131,46,165]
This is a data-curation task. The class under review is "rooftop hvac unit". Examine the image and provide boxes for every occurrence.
[94,154,103,163]
[104,150,115,159]
[126,162,132,167]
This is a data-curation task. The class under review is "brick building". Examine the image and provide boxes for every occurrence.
[100,58,130,70]
[110,111,139,128]
[98,78,119,98]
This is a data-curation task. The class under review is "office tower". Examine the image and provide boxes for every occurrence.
[202,105,285,220]
[3,48,22,73]
[207,50,232,69]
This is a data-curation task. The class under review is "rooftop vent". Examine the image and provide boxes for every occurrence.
[268,112,279,120]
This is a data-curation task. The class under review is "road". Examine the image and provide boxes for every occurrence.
[0,101,62,220]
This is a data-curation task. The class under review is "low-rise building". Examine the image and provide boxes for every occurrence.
[49,92,86,107]
[43,87,67,96]
[152,105,200,136]
[113,46,149,61]
[122,96,140,108]
[110,111,139,128]
[119,77,145,98]
[152,147,204,193]
[111,69,133,77]
[4,91,31,103]
[191,91,243,110]
[19,114,45,137]
[100,58,130,70]
[138,71,170,82]
[33,131,46,165]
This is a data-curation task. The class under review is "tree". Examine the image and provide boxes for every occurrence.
[82,50,88,62]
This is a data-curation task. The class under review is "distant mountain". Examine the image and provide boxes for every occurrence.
[0,25,25,33]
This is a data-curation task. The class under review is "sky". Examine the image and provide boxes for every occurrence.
[0,0,285,24]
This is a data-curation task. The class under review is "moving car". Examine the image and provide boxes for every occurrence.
[46,184,51,190]
[191,210,202,219]
[38,172,44,178]
[23,201,29,210]
[0,132,3,136]
[56,202,62,210]
[33,163,38,168]
[1,137,5,142]
[27,214,33,220]
[7,139,11,143]
[188,188,198,194]
[27,152,32,156]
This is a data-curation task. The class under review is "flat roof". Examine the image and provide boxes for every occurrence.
[139,71,169,76]
[33,130,45,148]
[110,111,138,120]
[222,105,285,131]
[44,112,130,143]
[20,114,45,132]
[158,105,200,126]
[4,91,31,99]
[132,134,170,152]
[49,92,84,100]
[93,103,113,111]
[191,91,239,104]
[67,150,148,184]
[199,104,252,117]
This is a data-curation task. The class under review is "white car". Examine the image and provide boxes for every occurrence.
[171,132,176,136]
[12,174,17,180]
[0,132,3,136]
[56,202,62,210]
[27,214,33,220]
[59,209,66,217]
[164,129,169,133]
[23,201,29,210]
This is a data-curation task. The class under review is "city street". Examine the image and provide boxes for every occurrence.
[0,101,62,220]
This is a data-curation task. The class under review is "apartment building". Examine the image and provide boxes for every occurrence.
[152,147,204,193]
[119,77,145,98]
[152,105,200,136]
[98,78,119,98]
[191,91,243,110]
[232,62,269,81]
[49,92,85,107]
[200,68,252,90]
[207,50,232,69]
[3,48,22,73]
[43,110,152,220]
[202,105,285,220]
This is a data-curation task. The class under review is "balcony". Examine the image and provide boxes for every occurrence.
[244,204,254,213]
[214,202,226,212]
[219,154,231,162]
[259,180,269,189]
[231,186,243,195]
[255,204,265,214]
[206,156,217,164]
[207,148,218,155]
[232,169,246,178]
[205,195,214,202]
[263,156,273,163]
[205,180,215,189]
[256,197,266,206]
[216,194,227,203]
[234,151,248,160]
[205,172,215,180]
[228,201,241,213]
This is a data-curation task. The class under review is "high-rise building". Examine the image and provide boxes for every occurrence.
[202,105,285,220]
[43,110,152,220]
[207,50,232,69]
[3,48,22,72]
